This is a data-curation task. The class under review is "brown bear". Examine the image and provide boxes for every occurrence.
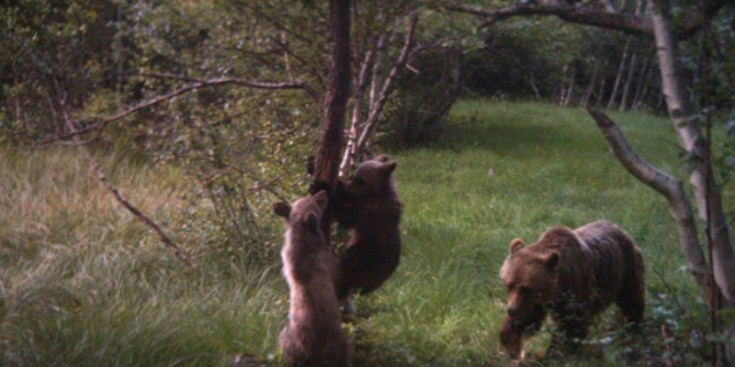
[499,220,646,359]
[331,154,403,303]
[273,191,351,367]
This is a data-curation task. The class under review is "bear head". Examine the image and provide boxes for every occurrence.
[499,238,560,321]
[338,154,397,200]
[273,190,329,235]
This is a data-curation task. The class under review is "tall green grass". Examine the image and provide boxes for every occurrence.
[1,101,709,366]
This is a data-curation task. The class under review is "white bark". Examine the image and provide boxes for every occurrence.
[648,0,735,307]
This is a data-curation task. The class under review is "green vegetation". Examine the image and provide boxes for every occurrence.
[1,101,710,366]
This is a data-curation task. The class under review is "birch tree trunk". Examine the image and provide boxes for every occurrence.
[564,67,575,106]
[648,0,735,343]
[607,37,630,109]
[582,58,600,107]
[596,59,608,107]
[632,49,654,110]
[619,52,638,111]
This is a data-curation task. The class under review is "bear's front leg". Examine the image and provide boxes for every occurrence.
[499,315,522,359]
[499,305,546,360]
[547,313,590,357]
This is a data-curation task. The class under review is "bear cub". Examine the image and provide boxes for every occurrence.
[499,220,646,359]
[332,154,403,303]
[274,191,351,367]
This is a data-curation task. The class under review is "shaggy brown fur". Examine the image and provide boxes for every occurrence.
[274,191,351,367]
[499,220,646,359]
[332,155,402,302]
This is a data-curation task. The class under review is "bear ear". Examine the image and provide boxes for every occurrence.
[375,154,390,163]
[273,202,291,218]
[313,190,328,210]
[545,252,560,269]
[381,161,397,175]
[509,238,525,254]
[306,212,320,233]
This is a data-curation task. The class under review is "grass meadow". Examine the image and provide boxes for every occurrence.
[0,101,712,366]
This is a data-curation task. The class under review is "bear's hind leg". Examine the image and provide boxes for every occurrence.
[617,241,646,325]
[617,260,645,325]
[616,287,645,326]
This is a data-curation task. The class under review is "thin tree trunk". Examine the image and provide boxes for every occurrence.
[619,52,638,111]
[558,64,569,105]
[353,11,418,159]
[565,67,575,106]
[339,32,382,176]
[312,0,351,239]
[607,37,630,109]
[632,48,654,110]
[582,58,600,107]
[640,60,657,109]
[596,59,608,107]
[529,72,541,99]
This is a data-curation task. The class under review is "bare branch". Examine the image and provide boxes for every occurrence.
[354,10,419,155]
[339,35,380,176]
[446,0,731,40]
[59,103,197,269]
[42,76,313,144]
[446,2,653,36]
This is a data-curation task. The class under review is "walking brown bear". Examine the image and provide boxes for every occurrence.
[498,220,646,359]
[273,191,351,367]
[331,155,403,305]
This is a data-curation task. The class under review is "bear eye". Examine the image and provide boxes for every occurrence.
[519,286,531,295]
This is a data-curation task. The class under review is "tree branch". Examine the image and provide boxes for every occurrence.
[42,75,314,144]
[588,108,711,299]
[59,102,197,269]
[446,2,653,36]
[355,10,419,155]
[446,0,731,40]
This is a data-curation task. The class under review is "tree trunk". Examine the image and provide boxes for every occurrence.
[596,59,608,107]
[632,48,654,110]
[564,67,575,106]
[589,109,712,295]
[582,58,601,107]
[557,64,569,105]
[312,0,351,238]
[529,72,541,99]
[607,37,630,109]
[648,0,735,358]
[640,61,657,109]
[619,52,638,111]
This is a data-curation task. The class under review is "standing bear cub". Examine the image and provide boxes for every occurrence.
[499,220,646,359]
[274,191,351,367]
[332,154,402,303]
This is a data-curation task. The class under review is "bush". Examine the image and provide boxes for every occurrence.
[378,46,461,148]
